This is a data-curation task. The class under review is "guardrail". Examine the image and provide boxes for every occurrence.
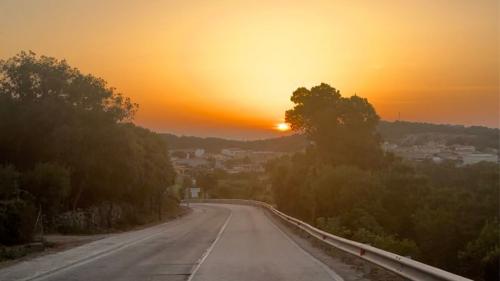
[185,199,472,281]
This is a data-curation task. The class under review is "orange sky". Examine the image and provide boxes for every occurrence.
[1,0,498,139]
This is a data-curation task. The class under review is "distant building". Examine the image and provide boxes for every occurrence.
[190,187,201,198]
[454,145,476,154]
[194,149,205,158]
[175,158,209,167]
[432,156,443,163]
[462,153,498,165]
[382,142,398,152]
[221,148,247,157]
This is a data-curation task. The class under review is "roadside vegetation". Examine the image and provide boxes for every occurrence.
[0,52,178,258]
[176,83,498,281]
[265,83,499,281]
[0,51,497,281]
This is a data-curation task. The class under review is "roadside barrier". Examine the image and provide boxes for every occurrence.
[185,199,472,281]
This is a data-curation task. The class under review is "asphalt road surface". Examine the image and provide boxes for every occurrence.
[0,204,340,281]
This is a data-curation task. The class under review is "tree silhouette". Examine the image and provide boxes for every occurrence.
[285,83,382,169]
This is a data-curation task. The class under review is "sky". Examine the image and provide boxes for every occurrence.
[1,0,498,139]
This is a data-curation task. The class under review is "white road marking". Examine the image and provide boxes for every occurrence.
[24,206,209,281]
[30,226,173,281]
[264,209,345,281]
[187,210,233,281]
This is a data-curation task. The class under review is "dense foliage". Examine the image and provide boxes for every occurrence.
[0,52,176,244]
[267,83,499,281]
[206,170,271,202]
[285,83,383,169]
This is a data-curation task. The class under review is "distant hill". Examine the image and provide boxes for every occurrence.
[162,133,309,153]
[378,121,499,150]
[162,121,499,152]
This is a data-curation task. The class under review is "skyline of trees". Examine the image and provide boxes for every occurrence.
[0,52,497,280]
[268,83,499,281]
[0,52,177,244]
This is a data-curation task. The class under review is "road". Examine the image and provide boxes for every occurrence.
[190,204,339,281]
[0,204,340,281]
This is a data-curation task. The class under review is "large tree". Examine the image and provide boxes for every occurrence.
[0,52,176,234]
[196,172,217,199]
[285,83,382,169]
[0,51,136,121]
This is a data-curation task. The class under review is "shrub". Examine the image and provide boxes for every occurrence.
[0,199,37,245]
[0,165,21,200]
[22,162,70,218]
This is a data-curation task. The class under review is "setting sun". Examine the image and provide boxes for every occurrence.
[276,122,290,132]
[0,1,497,280]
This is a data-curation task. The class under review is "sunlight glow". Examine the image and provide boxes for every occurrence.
[2,0,497,137]
[276,122,290,132]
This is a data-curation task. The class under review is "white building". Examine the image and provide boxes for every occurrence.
[175,158,209,167]
[194,149,205,158]
[190,187,201,198]
[462,154,498,165]
[221,148,247,157]
[454,145,476,154]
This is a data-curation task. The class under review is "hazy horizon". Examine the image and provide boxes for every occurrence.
[2,0,498,139]
[160,118,499,141]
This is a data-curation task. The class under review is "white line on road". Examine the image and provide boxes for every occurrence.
[187,210,233,281]
[264,209,345,281]
[28,227,171,281]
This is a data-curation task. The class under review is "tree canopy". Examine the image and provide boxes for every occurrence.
[0,52,177,244]
[266,83,499,281]
[285,83,382,169]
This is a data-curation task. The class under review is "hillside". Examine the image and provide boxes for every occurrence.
[162,133,309,152]
[162,121,499,152]
[378,121,499,150]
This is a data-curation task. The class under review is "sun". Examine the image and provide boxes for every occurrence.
[276,122,290,132]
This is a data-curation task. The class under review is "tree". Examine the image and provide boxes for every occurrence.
[0,165,21,200]
[0,51,136,122]
[196,173,217,199]
[285,83,382,169]
[22,163,70,219]
[459,220,500,281]
[0,165,36,245]
[312,165,380,220]
[0,52,178,237]
[0,199,36,245]
[181,176,193,199]
[267,82,499,280]
[266,153,316,221]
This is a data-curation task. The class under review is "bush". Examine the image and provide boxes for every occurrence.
[352,228,420,259]
[0,199,37,245]
[316,217,352,237]
[459,220,500,281]
[317,216,420,259]
[22,162,70,218]
[0,165,20,200]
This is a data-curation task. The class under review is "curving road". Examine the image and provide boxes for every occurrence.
[190,204,339,281]
[0,204,340,281]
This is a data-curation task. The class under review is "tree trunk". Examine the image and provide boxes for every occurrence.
[72,175,87,211]
[157,194,162,221]
[72,184,84,211]
[107,202,113,228]
[150,196,154,216]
